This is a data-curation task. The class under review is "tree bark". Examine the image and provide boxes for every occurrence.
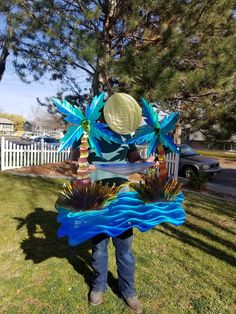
[91,65,105,96]
[174,123,182,145]
[98,0,118,96]
[0,46,10,82]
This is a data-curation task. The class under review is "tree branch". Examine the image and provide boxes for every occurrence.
[18,41,95,76]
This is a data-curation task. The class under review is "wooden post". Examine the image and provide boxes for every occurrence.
[1,136,4,171]
[40,139,44,164]
[173,153,179,179]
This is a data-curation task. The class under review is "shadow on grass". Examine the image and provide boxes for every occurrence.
[188,211,236,236]
[184,221,236,251]
[2,172,64,192]
[154,224,236,267]
[13,207,120,296]
[184,193,236,219]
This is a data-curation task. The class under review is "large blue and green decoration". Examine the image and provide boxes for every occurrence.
[57,192,185,246]
[128,98,180,156]
[52,93,185,246]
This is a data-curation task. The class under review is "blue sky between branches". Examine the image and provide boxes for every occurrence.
[0,57,89,120]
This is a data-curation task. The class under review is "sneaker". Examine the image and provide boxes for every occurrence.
[89,291,103,306]
[124,296,143,313]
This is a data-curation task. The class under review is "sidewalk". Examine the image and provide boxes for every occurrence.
[179,177,236,201]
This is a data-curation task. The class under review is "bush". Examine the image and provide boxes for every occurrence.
[186,173,208,190]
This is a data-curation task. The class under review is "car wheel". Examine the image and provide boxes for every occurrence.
[184,166,197,178]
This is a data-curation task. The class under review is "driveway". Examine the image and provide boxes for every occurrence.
[210,167,236,188]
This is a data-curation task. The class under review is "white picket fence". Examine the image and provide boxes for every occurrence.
[0,137,179,178]
[0,137,71,171]
[138,146,179,179]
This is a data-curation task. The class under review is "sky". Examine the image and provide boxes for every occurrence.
[0,62,58,120]
[0,16,59,120]
[0,59,89,120]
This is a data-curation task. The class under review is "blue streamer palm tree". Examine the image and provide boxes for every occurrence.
[128,98,180,156]
[52,93,121,158]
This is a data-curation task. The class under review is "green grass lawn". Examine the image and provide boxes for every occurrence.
[0,173,235,314]
[197,150,236,162]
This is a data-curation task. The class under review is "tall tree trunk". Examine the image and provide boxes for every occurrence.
[91,66,105,96]
[99,0,118,96]
[92,70,101,96]
[0,46,10,82]
[174,100,182,144]
[174,123,182,144]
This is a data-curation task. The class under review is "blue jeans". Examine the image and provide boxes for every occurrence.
[91,229,135,298]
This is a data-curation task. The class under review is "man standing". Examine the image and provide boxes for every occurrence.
[72,93,155,313]
[88,134,147,314]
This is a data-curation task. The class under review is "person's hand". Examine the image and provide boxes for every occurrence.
[145,155,159,167]
[87,164,96,173]
[145,155,155,162]
[73,162,96,175]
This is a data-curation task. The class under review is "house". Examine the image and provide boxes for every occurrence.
[182,127,236,151]
[23,121,33,131]
[0,118,14,135]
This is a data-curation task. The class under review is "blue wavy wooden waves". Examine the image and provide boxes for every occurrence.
[56,192,185,246]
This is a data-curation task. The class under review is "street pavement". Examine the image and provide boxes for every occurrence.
[2,136,29,146]
[207,166,236,200]
[210,168,236,188]
[205,181,236,200]
[179,164,236,201]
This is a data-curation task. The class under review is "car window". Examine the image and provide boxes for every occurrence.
[180,146,198,156]
[45,138,58,143]
[45,138,53,143]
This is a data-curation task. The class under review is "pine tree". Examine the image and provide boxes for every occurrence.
[2,1,235,140]
[115,0,236,140]
[0,0,44,82]
[3,1,159,94]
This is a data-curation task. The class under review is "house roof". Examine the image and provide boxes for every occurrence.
[0,118,14,124]
[24,121,32,125]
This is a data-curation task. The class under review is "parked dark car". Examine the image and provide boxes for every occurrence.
[178,144,222,178]
[30,136,60,147]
